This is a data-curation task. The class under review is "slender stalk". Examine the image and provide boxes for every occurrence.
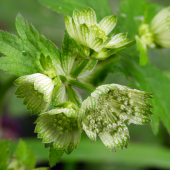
[71,59,89,79]
[66,85,77,104]
[68,79,94,93]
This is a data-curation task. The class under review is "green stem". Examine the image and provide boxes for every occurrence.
[71,59,89,78]
[68,79,94,93]
[66,85,77,104]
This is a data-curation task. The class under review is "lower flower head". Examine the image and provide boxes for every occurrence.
[80,84,153,151]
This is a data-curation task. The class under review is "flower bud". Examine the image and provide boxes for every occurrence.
[150,6,170,48]
[79,84,153,151]
[138,6,170,49]
[34,103,81,154]
[14,73,61,114]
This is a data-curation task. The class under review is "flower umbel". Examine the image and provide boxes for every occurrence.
[80,84,153,151]
[35,102,81,154]
[65,8,131,60]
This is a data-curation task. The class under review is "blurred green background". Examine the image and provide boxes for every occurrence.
[0,0,170,170]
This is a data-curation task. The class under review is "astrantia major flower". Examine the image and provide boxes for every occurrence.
[14,73,61,114]
[35,102,81,154]
[65,8,131,60]
[136,6,170,66]
[79,84,153,151]
[150,6,170,48]
[137,6,170,49]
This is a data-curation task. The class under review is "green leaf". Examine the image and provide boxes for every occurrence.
[0,56,38,76]
[0,31,40,76]
[145,2,164,24]
[24,149,36,169]
[120,58,170,135]
[15,13,64,75]
[14,139,36,169]
[14,139,28,159]
[135,35,148,66]
[37,0,112,21]
[116,0,146,39]
[11,137,170,169]
[0,140,10,170]
[49,146,64,167]
[0,13,64,76]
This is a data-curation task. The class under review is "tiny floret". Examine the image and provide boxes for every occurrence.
[79,84,153,151]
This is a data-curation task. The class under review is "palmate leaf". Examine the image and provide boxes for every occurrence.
[37,0,112,21]
[0,13,64,77]
[120,58,170,135]
[0,31,40,76]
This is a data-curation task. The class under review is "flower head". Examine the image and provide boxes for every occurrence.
[14,73,61,114]
[150,6,170,48]
[65,8,131,59]
[35,102,81,154]
[79,84,153,151]
[138,6,170,49]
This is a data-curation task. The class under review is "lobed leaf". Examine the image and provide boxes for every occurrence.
[116,0,146,39]
[13,139,36,169]
[37,0,112,21]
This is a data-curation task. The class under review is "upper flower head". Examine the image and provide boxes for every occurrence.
[14,73,61,114]
[65,8,131,59]
[79,84,153,151]
[35,102,81,154]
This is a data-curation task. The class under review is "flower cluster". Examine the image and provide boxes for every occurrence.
[0,6,156,165]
